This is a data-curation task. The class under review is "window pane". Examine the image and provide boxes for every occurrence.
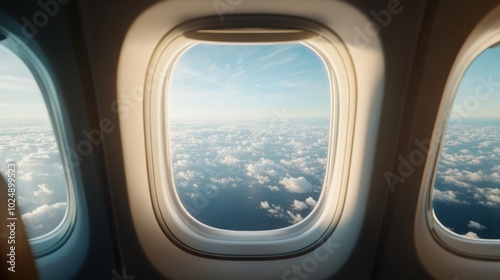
[0,45,68,239]
[168,43,330,230]
[433,45,500,239]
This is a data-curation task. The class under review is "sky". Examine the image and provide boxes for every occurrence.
[0,44,67,238]
[0,44,49,121]
[452,45,500,118]
[168,43,331,122]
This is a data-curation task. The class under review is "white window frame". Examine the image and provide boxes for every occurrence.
[0,33,78,257]
[416,11,500,260]
[144,16,356,257]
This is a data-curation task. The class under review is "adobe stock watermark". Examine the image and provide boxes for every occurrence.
[282,239,341,280]
[271,107,296,126]
[4,0,70,55]
[66,118,116,168]
[212,0,243,21]
[449,75,500,121]
[385,74,500,192]
[66,74,149,167]
[351,0,409,54]
[110,267,135,280]
[21,0,71,39]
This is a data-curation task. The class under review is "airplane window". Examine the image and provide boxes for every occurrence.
[168,43,330,230]
[432,45,500,240]
[0,44,69,239]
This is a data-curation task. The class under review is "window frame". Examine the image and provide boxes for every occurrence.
[0,33,77,257]
[422,28,500,259]
[144,16,356,258]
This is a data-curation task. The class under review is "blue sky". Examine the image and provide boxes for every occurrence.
[0,44,49,121]
[452,45,500,118]
[168,43,331,121]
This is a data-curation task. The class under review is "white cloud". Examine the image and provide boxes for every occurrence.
[440,168,489,182]
[260,201,270,209]
[176,170,197,181]
[442,176,471,188]
[279,176,313,193]
[305,197,317,207]
[474,188,500,206]
[220,155,240,165]
[175,159,188,167]
[19,152,51,166]
[287,210,303,224]
[33,184,53,196]
[466,170,486,182]
[19,172,34,181]
[487,194,500,204]
[467,220,487,230]
[433,189,468,204]
[463,231,480,239]
[266,204,285,219]
[491,172,500,182]
[21,202,67,234]
[478,141,492,148]
[210,177,236,185]
[291,200,308,211]
[267,185,280,192]
[246,158,284,183]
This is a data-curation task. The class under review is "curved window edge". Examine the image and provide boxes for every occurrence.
[144,16,356,258]
[417,16,500,259]
[0,31,78,258]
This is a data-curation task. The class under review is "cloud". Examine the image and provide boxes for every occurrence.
[287,210,303,224]
[467,220,487,230]
[463,231,480,239]
[246,158,283,184]
[176,170,197,181]
[260,201,270,209]
[266,204,286,220]
[175,159,188,167]
[220,155,240,165]
[210,177,236,185]
[305,197,317,207]
[33,184,53,196]
[19,172,34,181]
[474,188,500,206]
[433,189,468,204]
[466,170,486,182]
[487,193,500,204]
[279,176,313,193]
[167,120,329,229]
[439,168,489,182]
[442,176,471,188]
[21,202,67,237]
[478,141,492,148]
[19,152,52,166]
[491,172,500,182]
[267,185,280,192]
[291,200,308,211]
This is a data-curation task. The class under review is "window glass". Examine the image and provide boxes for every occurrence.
[0,44,68,239]
[168,43,330,230]
[433,45,500,239]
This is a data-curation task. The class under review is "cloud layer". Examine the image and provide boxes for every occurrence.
[433,119,500,239]
[170,120,328,229]
[0,122,68,239]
